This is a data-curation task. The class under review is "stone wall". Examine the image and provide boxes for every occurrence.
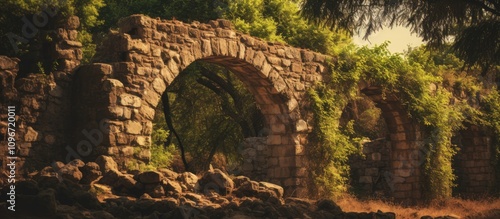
[453,125,496,197]
[0,16,82,184]
[239,137,270,181]
[349,139,392,198]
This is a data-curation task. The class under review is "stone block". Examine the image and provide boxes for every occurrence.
[390,133,406,141]
[393,191,410,199]
[140,105,156,120]
[291,63,302,72]
[134,136,151,147]
[295,119,308,132]
[371,152,382,161]
[119,94,142,108]
[394,168,412,177]
[267,135,282,145]
[143,121,153,135]
[393,141,409,150]
[124,120,142,134]
[108,106,124,118]
[365,168,379,176]
[278,156,295,167]
[274,167,291,178]
[116,133,130,145]
[121,146,135,156]
[136,66,152,75]
[267,157,278,167]
[394,183,412,192]
[152,78,166,93]
[359,176,372,184]
[24,127,39,142]
[270,123,286,134]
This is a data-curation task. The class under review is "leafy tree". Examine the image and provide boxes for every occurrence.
[0,0,105,73]
[300,0,500,72]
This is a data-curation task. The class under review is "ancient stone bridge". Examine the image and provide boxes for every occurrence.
[0,15,495,201]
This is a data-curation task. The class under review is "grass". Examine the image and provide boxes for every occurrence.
[336,194,500,219]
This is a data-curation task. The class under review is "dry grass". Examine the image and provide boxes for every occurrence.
[336,195,500,219]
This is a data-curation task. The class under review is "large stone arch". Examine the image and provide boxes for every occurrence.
[359,83,424,201]
[73,15,329,196]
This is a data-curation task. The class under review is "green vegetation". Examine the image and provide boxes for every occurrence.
[1,0,499,201]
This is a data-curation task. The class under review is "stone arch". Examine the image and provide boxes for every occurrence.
[74,15,330,196]
[359,83,424,201]
[452,124,496,197]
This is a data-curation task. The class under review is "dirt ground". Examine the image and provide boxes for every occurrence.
[336,195,500,219]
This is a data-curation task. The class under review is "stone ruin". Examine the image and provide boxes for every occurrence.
[0,15,497,203]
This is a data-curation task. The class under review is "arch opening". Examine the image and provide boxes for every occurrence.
[150,60,267,174]
[356,86,425,201]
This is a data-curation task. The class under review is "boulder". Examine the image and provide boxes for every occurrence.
[232,176,250,188]
[58,161,83,183]
[117,174,137,189]
[199,169,234,196]
[98,168,124,187]
[259,182,283,199]
[80,162,102,184]
[138,171,164,184]
[96,155,119,174]
[157,168,179,180]
[162,179,183,194]
[149,184,165,198]
[234,181,260,197]
[178,172,199,192]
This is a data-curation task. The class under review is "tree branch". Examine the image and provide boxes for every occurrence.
[464,0,500,16]
[161,92,189,171]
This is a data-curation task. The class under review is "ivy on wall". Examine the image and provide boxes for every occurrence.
[308,43,498,200]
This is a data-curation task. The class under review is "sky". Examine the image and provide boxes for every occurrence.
[353,26,425,54]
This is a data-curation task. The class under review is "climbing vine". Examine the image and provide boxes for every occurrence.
[308,43,487,200]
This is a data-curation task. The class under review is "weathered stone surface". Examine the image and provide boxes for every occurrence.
[163,179,183,194]
[80,162,102,184]
[157,168,179,180]
[199,169,234,196]
[58,160,85,182]
[138,171,164,184]
[96,155,119,174]
[259,182,283,199]
[24,126,39,142]
[119,94,142,107]
[124,120,143,134]
[178,172,199,192]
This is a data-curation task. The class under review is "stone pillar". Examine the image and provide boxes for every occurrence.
[0,15,83,179]
[453,125,495,196]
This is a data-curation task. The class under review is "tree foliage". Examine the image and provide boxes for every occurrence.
[301,0,500,69]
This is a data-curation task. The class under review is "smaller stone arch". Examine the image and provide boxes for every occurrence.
[359,82,425,201]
